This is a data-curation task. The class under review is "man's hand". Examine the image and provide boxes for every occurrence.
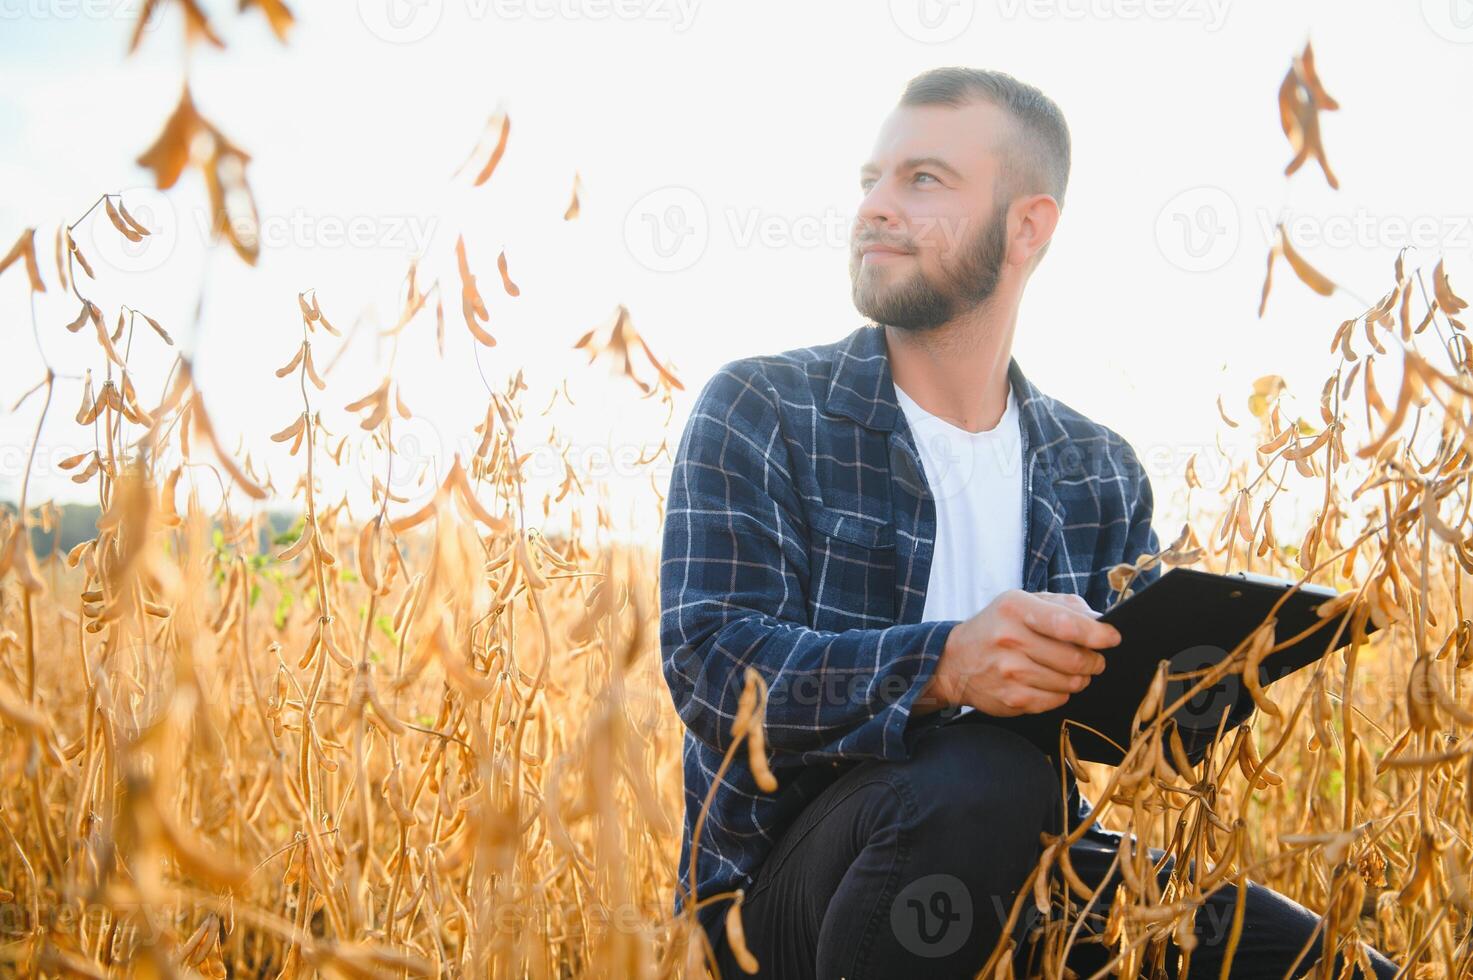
[913,590,1121,717]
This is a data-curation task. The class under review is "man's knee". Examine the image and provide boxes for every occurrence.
[904,720,1064,843]
[871,722,1067,959]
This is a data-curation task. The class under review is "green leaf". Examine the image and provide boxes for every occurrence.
[273,590,294,630]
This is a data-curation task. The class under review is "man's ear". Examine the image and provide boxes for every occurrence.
[1009,193,1061,270]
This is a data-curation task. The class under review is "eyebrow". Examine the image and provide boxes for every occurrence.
[859,156,964,182]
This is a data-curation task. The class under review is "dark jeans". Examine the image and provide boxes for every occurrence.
[713,714,1400,979]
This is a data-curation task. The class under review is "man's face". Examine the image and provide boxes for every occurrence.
[850,100,1014,332]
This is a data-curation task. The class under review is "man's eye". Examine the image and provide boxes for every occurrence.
[914,172,938,185]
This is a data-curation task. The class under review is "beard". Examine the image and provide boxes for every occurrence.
[849,202,1009,333]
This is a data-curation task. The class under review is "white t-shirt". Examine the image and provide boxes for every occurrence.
[894,381,1026,719]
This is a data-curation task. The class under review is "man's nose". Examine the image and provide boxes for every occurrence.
[857,177,903,228]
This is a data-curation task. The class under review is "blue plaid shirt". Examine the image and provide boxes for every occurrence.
[659,324,1162,950]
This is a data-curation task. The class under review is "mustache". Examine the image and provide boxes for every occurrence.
[853,236,916,253]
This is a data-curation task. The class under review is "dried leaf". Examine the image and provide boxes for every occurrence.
[241,0,295,41]
[104,197,143,243]
[190,391,269,500]
[179,0,225,47]
[1278,225,1335,297]
[496,249,520,297]
[137,86,206,190]
[115,198,151,238]
[564,172,581,220]
[1434,259,1468,316]
[204,143,260,265]
[0,228,46,293]
[128,0,161,53]
[1258,240,1280,318]
[471,111,510,187]
[68,232,95,280]
[141,311,174,345]
[456,236,495,346]
[1297,41,1339,111]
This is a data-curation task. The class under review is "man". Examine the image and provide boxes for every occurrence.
[659,68,1398,978]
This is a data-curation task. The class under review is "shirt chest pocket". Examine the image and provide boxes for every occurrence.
[805,509,897,630]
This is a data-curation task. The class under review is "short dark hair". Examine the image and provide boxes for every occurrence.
[899,67,1071,212]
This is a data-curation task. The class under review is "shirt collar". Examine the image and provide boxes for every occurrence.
[824,323,1058,457]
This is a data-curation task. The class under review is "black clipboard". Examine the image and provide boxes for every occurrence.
[975,568,1380,766]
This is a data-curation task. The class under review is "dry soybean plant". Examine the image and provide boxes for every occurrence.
[0,6,704,978]
[0,14,1469,980]
[0,196,701,974]
[987,43,1473,980]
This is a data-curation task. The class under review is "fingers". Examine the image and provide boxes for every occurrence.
[1021,634,1108,679]
[1006,654,1096,695]
[1035,592,1100,618]
[990,686,1072,716]
[1020,594,1120,649]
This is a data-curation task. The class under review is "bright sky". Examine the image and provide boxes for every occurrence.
[2,0,1471,538]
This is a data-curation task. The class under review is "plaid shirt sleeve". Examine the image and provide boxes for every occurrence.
[1095,439,1164,605]
[660,362,956,764]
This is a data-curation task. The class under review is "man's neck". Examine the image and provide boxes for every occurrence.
[884,305,1017,433]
